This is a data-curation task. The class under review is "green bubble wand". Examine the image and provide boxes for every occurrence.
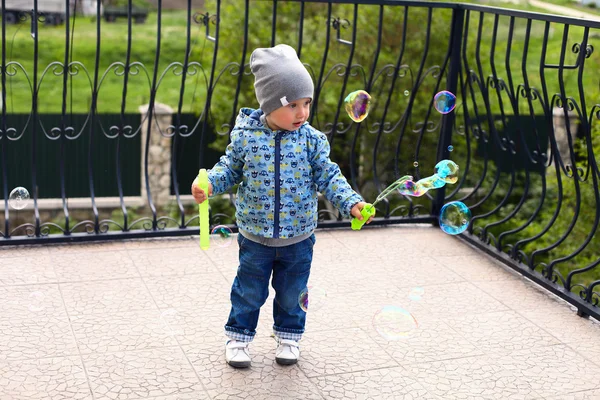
[197,169,210,250]
[351,160,459,230]
[351,175,412,230]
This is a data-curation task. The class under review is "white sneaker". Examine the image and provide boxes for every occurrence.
[225,340,251,368]
[275,339,300,365]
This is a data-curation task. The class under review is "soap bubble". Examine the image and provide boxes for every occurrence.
[418,176,446,191]
[373,305,418,340]
[159,308,184,336]
[408,287,425,301]
[211,225,233,248]
[448,145,454,152]
[9,187,30,210]
[413,161,419,168]
[298,286,327,312]
[394,160,459,198]
[434,159,459,184]
[434,90,456,114]
[28,291,45,312]
[404,90,410,96]
[439,201,471,235]
[397,179,423,197]
[344,90,371,123]
[299,291,308,311]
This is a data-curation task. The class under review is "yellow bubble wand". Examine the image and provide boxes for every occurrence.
[197,169,210,250]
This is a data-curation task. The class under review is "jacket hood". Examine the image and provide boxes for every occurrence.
[235,108,270,132]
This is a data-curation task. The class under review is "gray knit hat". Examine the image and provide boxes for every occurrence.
[250,44,314,115]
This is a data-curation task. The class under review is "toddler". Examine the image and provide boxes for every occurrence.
[192,44,372,368]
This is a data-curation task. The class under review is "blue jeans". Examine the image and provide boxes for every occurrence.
[224,233,315,343]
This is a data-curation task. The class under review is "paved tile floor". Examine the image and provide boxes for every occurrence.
[1,225,600,399]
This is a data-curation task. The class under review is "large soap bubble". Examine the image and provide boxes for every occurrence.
[434,159,459,184]
[390,160,460,197]
[211,225,233,248]
[373,305,418,340]
[434,90,456,114]
[9,187,30,210]
[344,90,372,123]
[298,285,327,312]
[439,201,471,235]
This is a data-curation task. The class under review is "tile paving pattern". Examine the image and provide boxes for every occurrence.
[1,226,599,399]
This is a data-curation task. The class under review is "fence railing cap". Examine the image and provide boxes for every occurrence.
[139,102,174,115]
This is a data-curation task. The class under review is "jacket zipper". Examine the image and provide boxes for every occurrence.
[273,132,282,238]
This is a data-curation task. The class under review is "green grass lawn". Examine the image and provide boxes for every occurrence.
[422,0,600,123]
[430,0,600,15]
[535,0,600,15]
[2,2,599,118]
[2,10,210,113]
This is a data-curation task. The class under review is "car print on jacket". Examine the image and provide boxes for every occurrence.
[208,108,363,239]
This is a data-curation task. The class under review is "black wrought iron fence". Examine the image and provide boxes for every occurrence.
[1,0,600,319]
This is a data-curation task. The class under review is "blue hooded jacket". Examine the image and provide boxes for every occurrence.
[208,108,363,239]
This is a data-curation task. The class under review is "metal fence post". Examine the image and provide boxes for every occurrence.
[431,6,465,223]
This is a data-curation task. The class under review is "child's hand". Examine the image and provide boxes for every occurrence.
[351,202,374,224]
[191,178,213,204]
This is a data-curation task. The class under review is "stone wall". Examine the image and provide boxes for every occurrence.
[139,102,174,208]
[550,107,580,167]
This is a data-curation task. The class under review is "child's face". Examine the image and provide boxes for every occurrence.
[265,97,312,132]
